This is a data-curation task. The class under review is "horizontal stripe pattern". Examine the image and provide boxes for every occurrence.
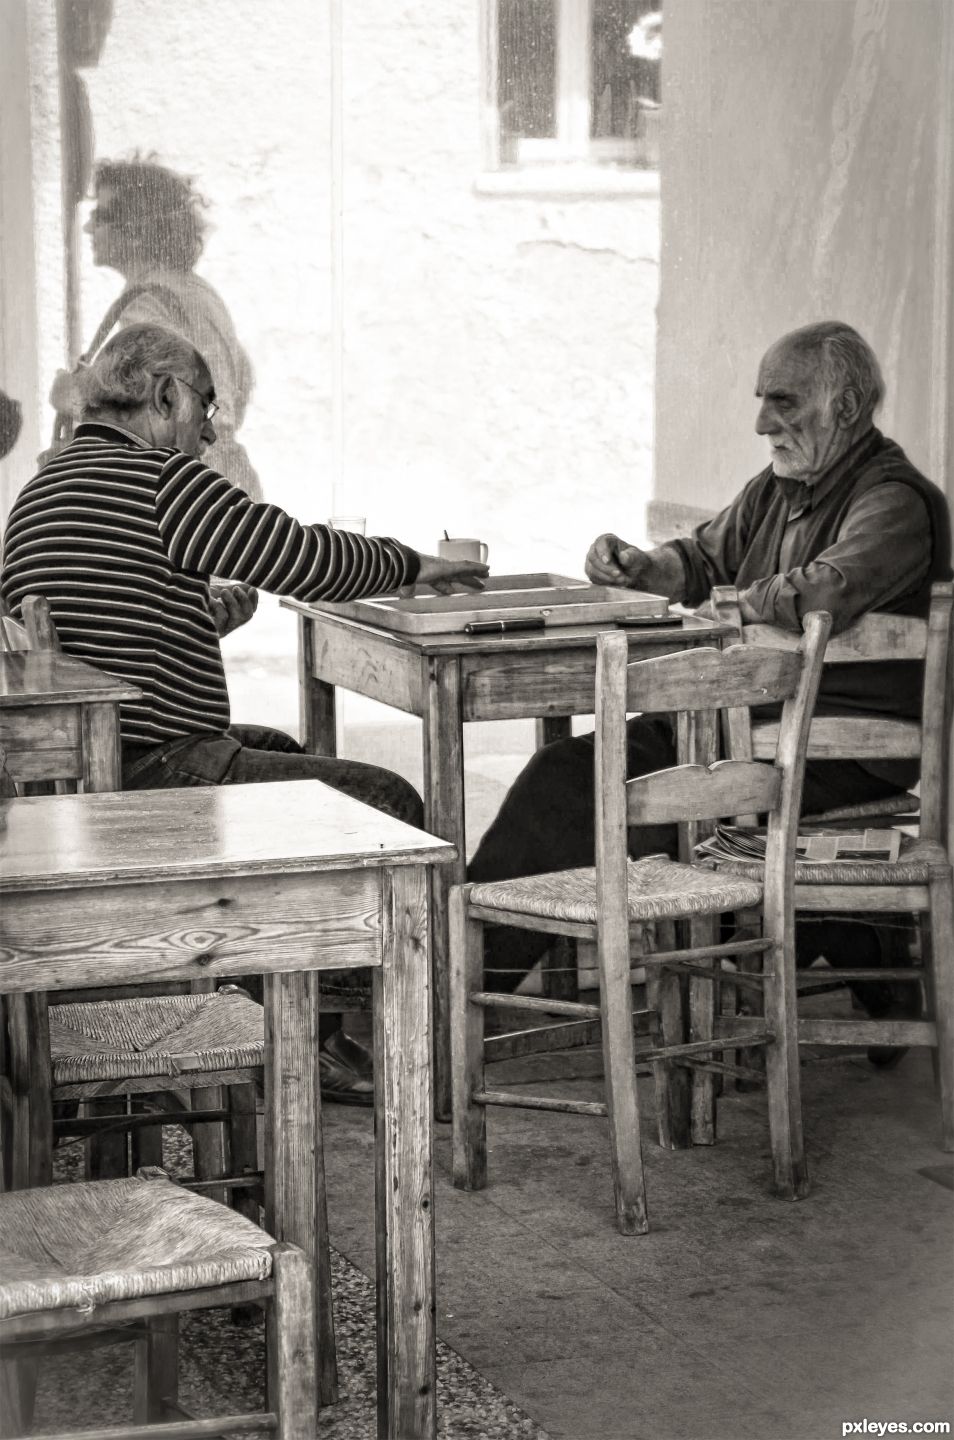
[1,421,417,745]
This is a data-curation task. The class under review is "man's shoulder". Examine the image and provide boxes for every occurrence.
[851,434,945,503]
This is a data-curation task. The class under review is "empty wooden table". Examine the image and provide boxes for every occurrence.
[0,778,455,1439]
[283,601,730,1118]
[0,649,140,792]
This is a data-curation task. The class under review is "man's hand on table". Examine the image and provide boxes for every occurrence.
[410,553,489,597]
[211,581,259,636]
[585,533,652,588]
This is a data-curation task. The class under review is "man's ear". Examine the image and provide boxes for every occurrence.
[835,385,863,427]
[152,373,178,417]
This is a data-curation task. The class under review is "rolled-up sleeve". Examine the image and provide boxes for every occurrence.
[737,483,931,634]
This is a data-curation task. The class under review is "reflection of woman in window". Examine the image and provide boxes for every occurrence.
[54,157,261,499]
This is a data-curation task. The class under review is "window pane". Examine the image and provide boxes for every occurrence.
[498,0,557,147]
[591,0,661,153]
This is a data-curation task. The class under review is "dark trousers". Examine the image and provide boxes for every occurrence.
[467,715,911,1003]
[123,724,424,1039]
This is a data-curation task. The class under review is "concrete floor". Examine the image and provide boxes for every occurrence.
[325,1021,953,1440]
[217,665,953,1438]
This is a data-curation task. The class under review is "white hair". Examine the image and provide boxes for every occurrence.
[78,323,206,415]
[782,321,885,420]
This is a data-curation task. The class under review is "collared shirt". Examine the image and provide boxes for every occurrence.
[1,422,419,745]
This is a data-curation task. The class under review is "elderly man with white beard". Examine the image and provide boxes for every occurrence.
[467,321,952,1047]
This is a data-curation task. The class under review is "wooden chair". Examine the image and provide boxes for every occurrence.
[0,596,339,1401]
[706,583,954,1148]
[0,595,265,1207]
[450,613,830,1233]
[0,1169,315,1438]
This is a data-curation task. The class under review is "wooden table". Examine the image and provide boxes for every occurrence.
[0,649,140,792]
[283,602,730,1118]
[0,778,455,1439]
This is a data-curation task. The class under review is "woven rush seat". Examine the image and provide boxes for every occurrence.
[801,792,919,824]
[0,1171,274,1320]
[468,852,764,925]
[48,989,265,1085]
[702,836,949,886]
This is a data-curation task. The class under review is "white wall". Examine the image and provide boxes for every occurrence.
[655,0,953,519]
[66,0,659,650]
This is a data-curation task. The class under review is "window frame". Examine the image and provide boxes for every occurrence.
[477,0,660,198]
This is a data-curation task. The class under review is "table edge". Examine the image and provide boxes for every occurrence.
[281,598,732,652]
[0,841,459,893]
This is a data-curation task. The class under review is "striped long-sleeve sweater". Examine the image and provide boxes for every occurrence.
[1,421,420,745]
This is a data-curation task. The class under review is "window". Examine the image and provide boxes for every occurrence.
[482,0,661,183]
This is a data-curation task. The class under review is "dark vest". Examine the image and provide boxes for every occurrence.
[810,437,951,725]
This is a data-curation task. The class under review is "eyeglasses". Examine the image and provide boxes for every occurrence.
[156,374,219,421]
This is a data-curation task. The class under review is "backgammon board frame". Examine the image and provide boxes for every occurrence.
[310,572,669,635]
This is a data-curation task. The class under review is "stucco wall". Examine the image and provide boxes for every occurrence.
[68,0,658,603]
[655,0,952,517]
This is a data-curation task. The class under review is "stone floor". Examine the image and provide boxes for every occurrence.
[23,674,953,1437]
[324,1022,953,1440]
[23,1000,954,1440]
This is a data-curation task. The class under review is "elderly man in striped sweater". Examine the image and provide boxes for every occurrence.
[1,323,488,1104]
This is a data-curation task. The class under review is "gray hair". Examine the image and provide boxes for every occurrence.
[77,323,206,415]
[782,321,885,420]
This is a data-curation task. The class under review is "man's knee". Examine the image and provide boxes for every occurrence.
[227,724,304,755]
[385,774,424,829]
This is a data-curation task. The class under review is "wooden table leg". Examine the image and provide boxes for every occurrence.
[374,865,436,1440]
[534,716,572,749]
[82,701,123,791]
[264,969,336,1414]
[298,615,337,756]
[421,655,465,1122]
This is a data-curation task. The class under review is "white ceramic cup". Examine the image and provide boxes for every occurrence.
[327,515,367,535]
[438,537,488,564]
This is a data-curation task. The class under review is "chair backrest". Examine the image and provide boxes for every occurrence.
[0,595,60,653]
[710,582,954,843]
[593,611,831,939]
[0,594,105,795]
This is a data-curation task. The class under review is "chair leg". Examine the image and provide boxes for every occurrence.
[599,925,649,1235]
[761,934,809,1200]
[689,915,719,1146]
[228,1082,262,1222]
[130,1095,164,1172]
[450,886,487,1191]
[268,1244,318,1440]
[646,921,690,1151]
[926,872,954,1151]
[0,1356,38,1438]
[191,1085,228,1204]
[733,907,766,1090]
[541,935,579,1002]
[7,994,53,1191]
[84,1097,129,1180]
[133,1312,179,1422]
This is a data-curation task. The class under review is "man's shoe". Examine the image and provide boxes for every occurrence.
[322,1028,374,1080]
[318,1029,374,1105]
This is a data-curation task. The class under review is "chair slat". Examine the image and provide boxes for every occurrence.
[737,611,928,663]
[1,749,84,782]
[626,759,781,826]
[751,716,922,761]
[625,644,802,714]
